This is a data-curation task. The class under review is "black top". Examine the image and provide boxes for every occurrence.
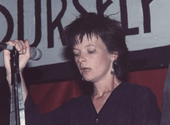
[25,81,161,125]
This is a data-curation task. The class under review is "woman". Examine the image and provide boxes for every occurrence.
[4,13,161,125]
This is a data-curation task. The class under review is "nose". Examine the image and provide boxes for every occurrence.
[78,53,86,63]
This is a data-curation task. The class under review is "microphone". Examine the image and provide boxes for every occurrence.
[0,42,42,61]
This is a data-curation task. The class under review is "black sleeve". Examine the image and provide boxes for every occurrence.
[25,93,71,125]
[131,88,161,125]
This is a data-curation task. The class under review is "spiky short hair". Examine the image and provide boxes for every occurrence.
[62,13,129,80]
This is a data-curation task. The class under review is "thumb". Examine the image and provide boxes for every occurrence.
[24,39,31,58]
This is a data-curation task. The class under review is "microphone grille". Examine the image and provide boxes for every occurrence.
[30,47,42,61]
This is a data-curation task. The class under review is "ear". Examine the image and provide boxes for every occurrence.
[110,51,118,62]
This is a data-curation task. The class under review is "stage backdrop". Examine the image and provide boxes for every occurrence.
[0,0,170,83]
[0,1,169,124]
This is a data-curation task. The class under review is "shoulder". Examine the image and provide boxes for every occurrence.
[122,81,153,94]
[122,82,158,105]
[120,81,157,102]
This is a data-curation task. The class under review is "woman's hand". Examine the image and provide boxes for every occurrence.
[4,39,30,77]
[3,39,30,100]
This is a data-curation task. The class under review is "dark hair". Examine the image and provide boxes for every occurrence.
[62,13,129,80]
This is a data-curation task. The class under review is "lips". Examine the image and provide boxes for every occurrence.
[80,68,91,74]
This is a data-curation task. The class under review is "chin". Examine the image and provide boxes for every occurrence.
[83,77,95,83]
[82,77,90,81]
[82,74,96,82]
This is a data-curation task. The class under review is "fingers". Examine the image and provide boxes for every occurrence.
[15,39,26,54]
[6,39,24,54]
[4,39,31,84]
[24,39,30,55]
[6,39,30,55]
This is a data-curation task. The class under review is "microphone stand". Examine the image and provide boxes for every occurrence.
[10,47,25,125]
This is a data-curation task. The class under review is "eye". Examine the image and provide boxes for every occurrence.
[73,53,80,57]
[88,50,95,54]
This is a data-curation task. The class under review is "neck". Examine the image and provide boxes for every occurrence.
[92,75,122,97]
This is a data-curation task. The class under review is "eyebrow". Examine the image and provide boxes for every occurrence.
[85,44,96,48]
[73,44,97,50]
[73,48,80,52]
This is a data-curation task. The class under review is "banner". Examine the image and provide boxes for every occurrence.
[0,0,170,82]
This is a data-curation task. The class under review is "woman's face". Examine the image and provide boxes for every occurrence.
[73,35,117,83]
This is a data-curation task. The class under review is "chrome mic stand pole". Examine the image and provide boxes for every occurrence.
[10,47,25,125]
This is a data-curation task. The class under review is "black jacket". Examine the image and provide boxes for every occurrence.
[25,81,161,125]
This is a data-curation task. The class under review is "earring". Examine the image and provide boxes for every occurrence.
[82,77,85,81]
[111,68,115,75]
[114,60,118,66]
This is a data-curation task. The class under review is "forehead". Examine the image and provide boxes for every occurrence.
[73,34,107,50]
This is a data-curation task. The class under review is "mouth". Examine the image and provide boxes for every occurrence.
[80,68,91,74]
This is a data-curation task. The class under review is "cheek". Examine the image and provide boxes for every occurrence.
[97,53,111,63]
[92,56,109,69]
[98,54,112,68]
[74,58,80,68]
